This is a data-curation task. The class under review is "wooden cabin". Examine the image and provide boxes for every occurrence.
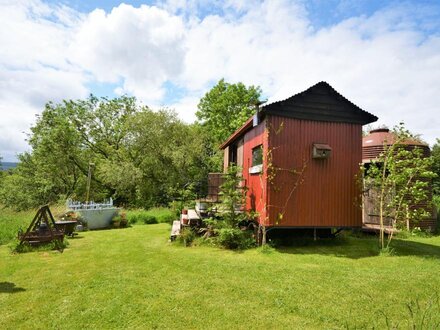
[220,82,377,234]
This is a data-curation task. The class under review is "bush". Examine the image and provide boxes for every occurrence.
[216,228,255,250]
[434,195,440,220]
[157,213,176,224]
[126,208,174,225]
[178,227,196,247]
[141,215,158,224]
[170,200,185,218]
[127,213,139,225]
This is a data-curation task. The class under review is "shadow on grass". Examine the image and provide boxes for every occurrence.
[67,235,84,239]
[274,235,440,260]
[391,239,440,258]
[0,282,26,294]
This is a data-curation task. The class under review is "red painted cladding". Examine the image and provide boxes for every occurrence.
[266,116,362,227]
[242,120,268,224]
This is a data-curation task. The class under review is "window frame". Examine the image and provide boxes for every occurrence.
[249,145,263,174]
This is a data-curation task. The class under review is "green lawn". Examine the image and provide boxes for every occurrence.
[1,224,440,329]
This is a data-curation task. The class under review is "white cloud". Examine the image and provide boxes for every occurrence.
[70,4,186,103]
[175,0,440,145]
[0,0,82,70]
[1,0,440,161]
[0,0,87,161]
[166,95,199,123]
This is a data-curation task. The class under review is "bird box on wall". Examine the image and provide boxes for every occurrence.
[312,143,332,159]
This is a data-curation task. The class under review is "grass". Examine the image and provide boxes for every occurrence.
[0,204,70,245]
[0,208,32,245]
[1,224,440,329]
[0,206,176,246]
[125,207,176,225]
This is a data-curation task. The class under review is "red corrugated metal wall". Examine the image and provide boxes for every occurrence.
[266,116,362,227]
[242,120,268,225]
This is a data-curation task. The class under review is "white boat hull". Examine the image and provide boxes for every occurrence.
[76,208,118,229]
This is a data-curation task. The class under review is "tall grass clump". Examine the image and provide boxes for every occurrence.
[0,208,34,245]
[126,207,175,225]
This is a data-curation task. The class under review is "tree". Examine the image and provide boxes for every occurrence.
[432,139,440,196]
[365,123,436,250]
[196,79,262,144]
[213,165,254,249]
[0,96,216,210]
[218,165,248,228]
[0,155,3,188]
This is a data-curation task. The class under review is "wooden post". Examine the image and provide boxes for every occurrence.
[86,163,95,203]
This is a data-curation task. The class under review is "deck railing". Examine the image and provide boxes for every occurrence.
[67,198,114,210]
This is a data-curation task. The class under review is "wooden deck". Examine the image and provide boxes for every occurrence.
[362,223,398,234]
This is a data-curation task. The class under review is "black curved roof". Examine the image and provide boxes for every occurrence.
[260,81,378,125]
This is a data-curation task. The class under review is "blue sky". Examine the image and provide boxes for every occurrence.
[0,0,439,161]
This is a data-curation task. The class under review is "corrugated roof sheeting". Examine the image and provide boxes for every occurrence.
[261,81,377,125]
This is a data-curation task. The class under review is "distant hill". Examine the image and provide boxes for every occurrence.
[1,162,18,170]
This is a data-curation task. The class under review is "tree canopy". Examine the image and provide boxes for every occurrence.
[196,78,262,144]
[432,139,440,196]
[0,96,214,210]
[1,79,263,210]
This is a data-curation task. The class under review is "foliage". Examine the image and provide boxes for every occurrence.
[218,165,248,228]
[433,138,440,196]
[365,123,436,249]
[195,79,262,171]
[0,208,33,245]
[0,168,37,210]
[196,79,262,144]
[2,224,440,328]
[169,183,198,217]
[142,215,158,225]
[0,204,76,245]
[0,155,3,182]
[0,96,215,210]
[434,195,440,213]
[201,165,254,249]
[257,244,277,254]
[125,208,175,225]
[216,228,255,250]
[178,227,196,247]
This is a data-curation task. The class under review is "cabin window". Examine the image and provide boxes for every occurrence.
[252,145,263,166]
[249,145,263,174]
[229,145,237,165]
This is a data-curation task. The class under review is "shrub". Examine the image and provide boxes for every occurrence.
[434,195,440,230]
[141,215,158,224]
[126,208,175,225]
[216,228,255,250]
[157,213,176,224]
[170,200,185,218]
[127,214,139,225]
[178,227,196,247]
[257,244,276,254]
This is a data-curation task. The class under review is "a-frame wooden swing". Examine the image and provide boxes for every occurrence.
[18,205,65,250]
